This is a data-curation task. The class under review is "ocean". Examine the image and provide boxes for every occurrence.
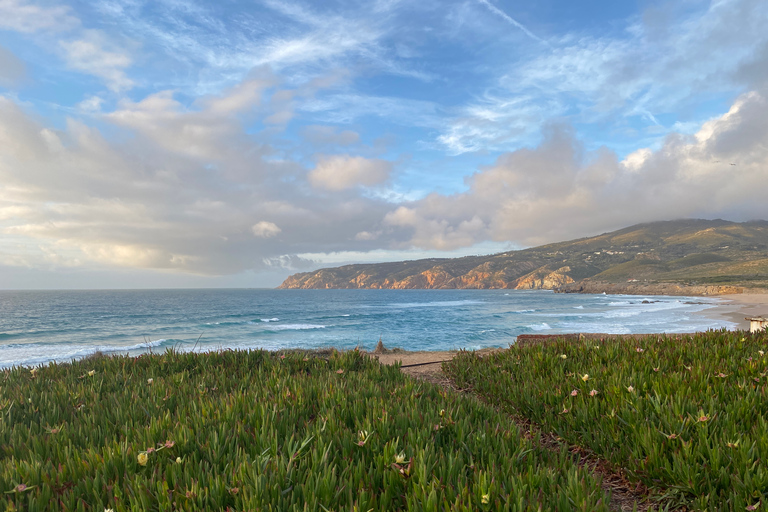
[0,289,735,368]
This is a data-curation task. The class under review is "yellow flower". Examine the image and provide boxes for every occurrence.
[104,509,114,512]
[137,452,149,466]
[759,350,765,356]
[439,409,445,417]
[88,370,96,377]
[581,374,589,381]
[395,452,406,464]
[559,354,567,359]
[176,457,182,464]
[481,494,490,504]
[30,368,38,378]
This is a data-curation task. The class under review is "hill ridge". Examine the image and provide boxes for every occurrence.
[278,219,768,294]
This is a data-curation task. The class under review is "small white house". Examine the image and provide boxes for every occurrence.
[746,317,768,333]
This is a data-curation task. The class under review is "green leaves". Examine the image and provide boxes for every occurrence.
[445,329,768,510]
[0,349,609,511]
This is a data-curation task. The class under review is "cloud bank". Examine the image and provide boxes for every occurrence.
[0,0,767,288]
[389,90,768,248]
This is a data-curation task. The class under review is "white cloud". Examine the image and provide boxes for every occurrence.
[76,95,104,113]
[60,31,134,91]
[308,155,392,190]
[354,230,379,241]
[0,0,78,33]
[252,221,281,238]
[0,80,396,275]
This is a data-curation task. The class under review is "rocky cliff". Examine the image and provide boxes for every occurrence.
[279,219,768,293]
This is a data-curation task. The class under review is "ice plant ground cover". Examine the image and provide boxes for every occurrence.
[444,329,768,511]
[0,349,611,511]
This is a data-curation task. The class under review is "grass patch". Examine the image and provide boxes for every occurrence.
[444,330,768,510]
[1,349,611,511]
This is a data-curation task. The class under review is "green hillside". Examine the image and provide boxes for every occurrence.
[279,219,768,293]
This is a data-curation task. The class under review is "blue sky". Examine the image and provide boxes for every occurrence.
[0,0,767,288]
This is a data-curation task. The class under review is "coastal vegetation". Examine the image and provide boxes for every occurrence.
[1,349,610,511]
[279,219,768,293]
[445,329,768,511]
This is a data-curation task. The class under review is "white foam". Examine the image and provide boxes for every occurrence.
[0,338,169,368]
[269,324,326,331]
[573,305,584,309]
[104,339,166,352]
[529,322,551,331]
[388,300,483,308]
[260,318,280,322]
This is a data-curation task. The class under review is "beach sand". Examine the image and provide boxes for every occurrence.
[698,293,768,330]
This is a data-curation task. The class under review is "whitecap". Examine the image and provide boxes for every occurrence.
[269,324,326,331]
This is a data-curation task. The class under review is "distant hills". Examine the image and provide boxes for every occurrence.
[278,220,768,295]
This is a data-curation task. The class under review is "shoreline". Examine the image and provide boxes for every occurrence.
[695,293,768,331]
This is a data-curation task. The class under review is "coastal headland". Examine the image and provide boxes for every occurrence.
[279,219,768,295]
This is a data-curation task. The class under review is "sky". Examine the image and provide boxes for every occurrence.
[0,0,767,289]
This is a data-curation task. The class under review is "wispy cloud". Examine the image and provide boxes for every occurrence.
[60,31,134,91]
[437,0,768,154]
[475,0,549,46]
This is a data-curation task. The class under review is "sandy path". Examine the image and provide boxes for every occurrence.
[371,347,652,511]
[370,350,459,387]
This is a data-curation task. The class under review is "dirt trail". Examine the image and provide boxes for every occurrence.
[370,345,663,512]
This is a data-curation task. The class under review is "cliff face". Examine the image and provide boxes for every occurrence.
[278,220,768,293]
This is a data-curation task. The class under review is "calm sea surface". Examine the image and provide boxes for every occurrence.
[0,289,735,368]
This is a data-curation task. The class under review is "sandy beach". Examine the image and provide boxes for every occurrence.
[699,293,768,330]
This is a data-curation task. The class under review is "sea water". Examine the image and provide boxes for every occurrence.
[0,289,735,368]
